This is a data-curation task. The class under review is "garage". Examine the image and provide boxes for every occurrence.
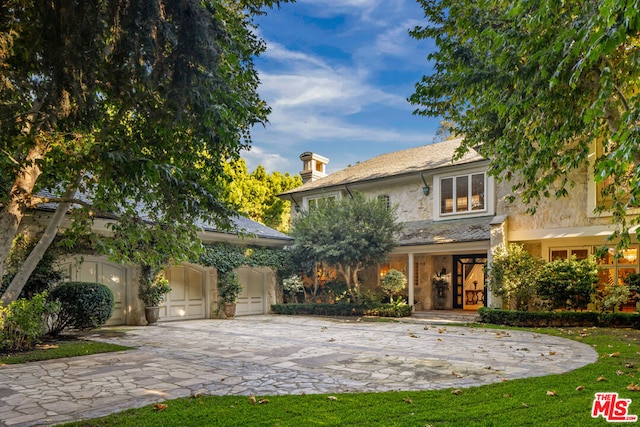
[58,256,128,326]
[161,265,207,321]
[236,266,269,316]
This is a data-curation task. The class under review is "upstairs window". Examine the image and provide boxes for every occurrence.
[306,194,337,210]
[440,173,486,215]
[378,194,390,210]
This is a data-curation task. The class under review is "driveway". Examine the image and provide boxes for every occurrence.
[0,315,597,426]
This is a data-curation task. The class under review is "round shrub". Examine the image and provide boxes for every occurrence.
[48,282,114,335]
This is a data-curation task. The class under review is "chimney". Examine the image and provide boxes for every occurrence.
[299,152,329,183]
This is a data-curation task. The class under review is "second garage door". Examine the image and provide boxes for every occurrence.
[236,267,267,316]
[161,265,206,321]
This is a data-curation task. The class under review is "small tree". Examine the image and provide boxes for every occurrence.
[487,244,543,311]
[380,270,406,303]
[290,192,403,302]
[282,275,304,303]
[536,256,598,311]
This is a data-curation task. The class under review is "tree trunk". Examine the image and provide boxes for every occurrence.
[0,144,46,281]
[0,176,80,305]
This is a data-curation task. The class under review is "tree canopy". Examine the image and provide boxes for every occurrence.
[290,192,402,301]
[223,158,302,232]
[0,0,290,303]
[410,0,640,249]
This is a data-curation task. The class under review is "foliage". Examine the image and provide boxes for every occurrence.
[282,275,304,300]
[536,256,599,310]
[0,234,64,299]
[0,0,291,302]
[290,191,403,302]
[270,302,412,318]
[137,273,172,308]
[48,282,114,335]
[199,243,291,276]
[623,272,640,293]
[410,0,640,250]
[219,271,243,304]
[380,270,407,303]
[223,158,302,232]
[597,284,631,313]
[0,293,57,351]
[487,244,543,310]
[0,340,130,365]
[477,307,638,329]
[431,273,449,299]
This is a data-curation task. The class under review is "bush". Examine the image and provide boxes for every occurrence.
[48,282,114,335]
[219,271,242,303]
[0,293,58,351]
[536,256,598,310]
[380,269,407,303]
[487,244,543,310]
[477,307,638,328]
[270,302,412,318]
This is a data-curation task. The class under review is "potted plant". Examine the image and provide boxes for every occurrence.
[219,271,242,318]
[138,266,172,325]
[432,272,449,309]
[282,275,304,303]
[380,269,407,303]
[623,272,640,312]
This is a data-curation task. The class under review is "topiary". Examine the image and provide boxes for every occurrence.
[47,282,114,335]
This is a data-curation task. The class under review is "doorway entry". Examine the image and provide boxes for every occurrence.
[452,254,487,310]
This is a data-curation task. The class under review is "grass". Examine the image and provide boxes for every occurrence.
[62,326,640,427]
[0,337,130,365]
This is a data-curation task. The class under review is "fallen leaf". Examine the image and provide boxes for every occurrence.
[438,328,445,334]
[408,332,418,338]
[627,384,640,391]
[548,351,556,356]
[451,389,462,395]
[258,399,269,404]
[576,386,585,391]
[423,325,429,330]
[328,396,338,401]
[597,376,607,382]
[249,395,256,404]
[327,338,335,342]
[153,404,168,411]
[451,371,463,378]
[191,391,203,398]
[626,363,635,369]
[522,403,529,408]
[403,397,413,404]
[437,338,442,342]
[546,390,557,396]
[503,394,512,398]
[609,352,620,358]
[617,370,625,376]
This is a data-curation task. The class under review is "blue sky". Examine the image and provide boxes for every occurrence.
[243,0,440,176]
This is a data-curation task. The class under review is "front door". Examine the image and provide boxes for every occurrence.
[453,255,487,310]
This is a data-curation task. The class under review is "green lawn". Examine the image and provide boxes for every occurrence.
[0,339,130,365]
[63,326,640,427]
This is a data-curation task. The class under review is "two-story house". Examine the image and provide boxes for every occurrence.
[280,138,639,312]
[280,138,497,311]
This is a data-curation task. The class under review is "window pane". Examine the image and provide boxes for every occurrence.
[618,268,638,285]
[471,173,485,210]
[571,249,589,260]
[597,268,615,286]
[551,250,568,261]
[619,248,638,265]
[308,199,317,209]
[441,178,453,214]
[456,176,469,212]
[597,248,615,265]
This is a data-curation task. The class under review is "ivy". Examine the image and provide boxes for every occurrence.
[198,242,292,276]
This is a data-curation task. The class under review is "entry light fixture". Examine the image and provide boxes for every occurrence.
[422,185,430,196]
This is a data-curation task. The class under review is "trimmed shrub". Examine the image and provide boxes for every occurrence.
[270,302,412,318]
[48,282,114,335]
[536,256,598,310]
[477,307,637,328]
[0,293,58,351]
[380,269,407,303]
[487,244,543,311]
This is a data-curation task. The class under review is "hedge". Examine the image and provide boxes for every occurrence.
[271,303,413,318]
[478,307,639,328]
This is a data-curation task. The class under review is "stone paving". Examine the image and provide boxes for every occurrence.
[0,314,598,426]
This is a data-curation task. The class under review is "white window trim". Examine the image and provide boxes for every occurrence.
[433,170,494,221]
[303,191,341,210]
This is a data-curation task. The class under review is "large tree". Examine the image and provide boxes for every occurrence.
[290,192,403,301]
[0,0,290,304]
[410,0,640,249]
[224,158,302,232]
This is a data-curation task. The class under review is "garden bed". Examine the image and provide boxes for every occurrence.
[271,303,412,318]
[478,307,640,328]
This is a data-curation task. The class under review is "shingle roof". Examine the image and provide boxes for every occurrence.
[397,216,492,246]
[36,189,292,242]
[281,137,484,195]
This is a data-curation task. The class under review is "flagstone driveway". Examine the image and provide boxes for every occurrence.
[0,315,597,426]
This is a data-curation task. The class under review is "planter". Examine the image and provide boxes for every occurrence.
[224,302,237,319]
[144,306,160,325]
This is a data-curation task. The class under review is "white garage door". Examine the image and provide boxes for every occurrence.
[58,256,127,326]
[236,267,267,316]
[161,265,206,321]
